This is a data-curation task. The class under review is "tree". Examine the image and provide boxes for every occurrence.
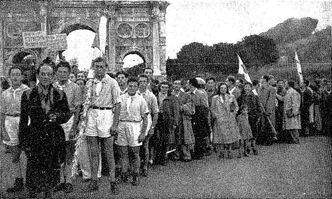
[237,35,279,67]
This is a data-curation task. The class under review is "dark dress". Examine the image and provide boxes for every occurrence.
[19,85,71,193]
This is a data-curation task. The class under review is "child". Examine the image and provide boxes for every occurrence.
[236,104,253,157]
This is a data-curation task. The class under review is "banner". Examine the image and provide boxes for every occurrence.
[22,31,47,49]
[294,51,303,84]
[237,54,252,83]
[22,31,67,51]
[46,34,67,51]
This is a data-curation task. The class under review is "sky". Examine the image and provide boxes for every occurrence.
[63,0,331,71]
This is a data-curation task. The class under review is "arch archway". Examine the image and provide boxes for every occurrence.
[122,51,145,69]
[60,24,101,72]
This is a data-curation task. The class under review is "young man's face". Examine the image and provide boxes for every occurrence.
[160,83,169,95]
[144,69,153,80]
[116,74,128,86]
[56,67,70,82]
[10,68,23,86]
[173,80,181,91]
[206,80,216,90]
[93,61,106,78]
[127,81,138,96]
[138,77,148,90]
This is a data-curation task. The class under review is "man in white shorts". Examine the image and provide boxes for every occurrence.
[53,61,82,193]
[137,74,159,177]
[0,66,29,193]
[83,57,121,194]
[116,77,148,186]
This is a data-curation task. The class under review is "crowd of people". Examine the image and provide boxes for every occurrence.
[1,56,331,198]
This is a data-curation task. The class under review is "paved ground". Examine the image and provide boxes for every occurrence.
[1,136,331,199]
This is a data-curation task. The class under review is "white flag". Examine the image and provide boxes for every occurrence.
[237,54,252,84]
[295,51,303,83]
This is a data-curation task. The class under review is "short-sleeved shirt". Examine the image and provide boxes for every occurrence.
[85,74,121,108]
[53,80,82,112]
[118,93,149,122]
[137,89,159,115]
[0,84,30,115]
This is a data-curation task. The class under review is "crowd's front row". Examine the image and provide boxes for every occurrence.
[1,57,331,198]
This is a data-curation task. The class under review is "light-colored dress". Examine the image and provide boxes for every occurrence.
[236,111,253,140]
[211,94,241,144]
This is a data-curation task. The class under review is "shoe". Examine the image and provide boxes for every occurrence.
[64,183,73,193]
[27,191,37,198]
[44,189,52,198]
[82,178,91,183]
[182,158,192,162]
[110,182,120,195]
[141,169,148,177]
[6,178,24,193]
[85,180,98,192]
[5,145,11,153]
[121,173,129,183]
[132,173,139,186]
[253,148,258,155]
[53,183,65,192]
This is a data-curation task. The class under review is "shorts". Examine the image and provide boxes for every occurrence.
[3,116,20,146]
[116,121,142,147]
[85,109,114,138]
[61,114,74,141]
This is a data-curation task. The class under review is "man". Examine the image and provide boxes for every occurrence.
[19,61,71,198]
[143,67,158,95]
[320,80,332,136]
[53,61,82,193]
[300,79,313,136]
[226,75,241,99]
[116,77,148,186]
[276,80,287,140]
[257,75,277,145]
[172,80,195,161]
[116,71,128,95]
[137,74,159,177]
[1,66,29,193]
[188,78,209,160]
[283,81,301,144]
[71,65,80,76]
[83,57,120,194]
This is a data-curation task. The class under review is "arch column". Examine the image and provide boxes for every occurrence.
[0,19,4,76]
[151,4,161,76]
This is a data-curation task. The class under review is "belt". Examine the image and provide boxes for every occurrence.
[120,120,142,123]
[90,106,113,110]
[5,113,20,117]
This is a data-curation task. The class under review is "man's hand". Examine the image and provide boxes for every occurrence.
[1,129,10,142]
[138,133,145,143]
[148,127,155,136]
[110,126,119,136]
[69,126,78,140]
[49,114,57,122]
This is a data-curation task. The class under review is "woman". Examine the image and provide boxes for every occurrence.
[211,83,241,159]
[153,81,179,165]
[237,82,261,155]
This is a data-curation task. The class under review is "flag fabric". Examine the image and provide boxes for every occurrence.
[295,51,303,84]
[237,54,252,83]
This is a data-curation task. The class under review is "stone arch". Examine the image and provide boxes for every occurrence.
[53,18,98,35]
[122,50,146,64]
[8,49,39,66]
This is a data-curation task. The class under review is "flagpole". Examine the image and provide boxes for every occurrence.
[237,54,277,140]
